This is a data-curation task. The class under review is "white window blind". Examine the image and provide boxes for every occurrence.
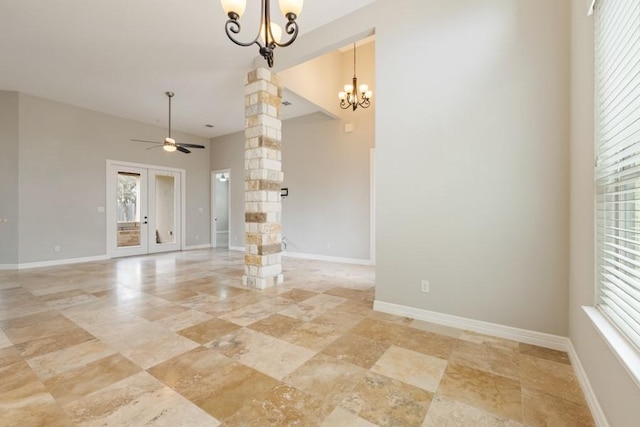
[595,0,640,351]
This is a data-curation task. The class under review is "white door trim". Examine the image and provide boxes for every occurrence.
[211,169,231,249]
[106,159,186,258]
[370,148,376,264]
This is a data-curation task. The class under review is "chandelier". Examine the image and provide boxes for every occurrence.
[339,43,372,111]
[220,0,304,68]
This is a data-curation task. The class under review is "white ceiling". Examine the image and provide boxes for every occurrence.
[0,0,377,138]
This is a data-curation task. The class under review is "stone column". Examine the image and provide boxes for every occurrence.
[242,68,283,289]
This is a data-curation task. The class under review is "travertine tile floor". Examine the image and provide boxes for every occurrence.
[0,249,595,426]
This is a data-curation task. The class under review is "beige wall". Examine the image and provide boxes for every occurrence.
[374,0,570,335]
[280,50,344,118]
[281,111,374,259]
[210,108,374,260]
[0,91,20,264]
[11,93,210,264]
[570,0,640,424]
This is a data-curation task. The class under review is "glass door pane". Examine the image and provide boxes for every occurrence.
[111,165,148,257]
[117,172,142,248]
[154,174,176,245]
[148,170,181,254]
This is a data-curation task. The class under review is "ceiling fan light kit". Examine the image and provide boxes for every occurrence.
[131,92,205,154]
[163,138,177,152]
[221,0,303,68]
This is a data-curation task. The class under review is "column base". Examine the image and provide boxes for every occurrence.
[242,274,284,290]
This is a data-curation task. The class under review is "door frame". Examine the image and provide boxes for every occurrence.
[370,148,376,264]
[211,169,231,248]
[106,159,186,258]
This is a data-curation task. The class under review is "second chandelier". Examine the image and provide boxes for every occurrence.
[339,42,373,111]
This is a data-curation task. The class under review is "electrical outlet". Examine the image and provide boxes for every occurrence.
[54,245,61,253]
[421,280,430,293]
[195,235,199,240]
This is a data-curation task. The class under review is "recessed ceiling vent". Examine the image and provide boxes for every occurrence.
[205,124,215,128]
[282,100,292,106]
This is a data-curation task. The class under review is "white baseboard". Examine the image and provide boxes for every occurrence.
[5,255,111,270]
[373,300,568,351]
[229,245,244,252]
[283,251,374,266]
[566,341,610,427]
[1,245,212,270]
[183,244,212,250]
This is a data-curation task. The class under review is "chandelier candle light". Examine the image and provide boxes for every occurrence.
[339,42,372,111]
[221,0,303,68]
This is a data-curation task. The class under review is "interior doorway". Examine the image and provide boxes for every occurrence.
[107,160,185,257]
[211,169,231,249]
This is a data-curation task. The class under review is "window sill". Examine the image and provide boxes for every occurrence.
[583,306,640,388]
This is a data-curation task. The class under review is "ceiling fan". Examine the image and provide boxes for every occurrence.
[131,91,205,154]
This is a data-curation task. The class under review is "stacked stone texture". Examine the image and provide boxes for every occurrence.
[243,68,283,289]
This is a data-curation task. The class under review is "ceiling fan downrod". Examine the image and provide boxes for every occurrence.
[166,91,174,139]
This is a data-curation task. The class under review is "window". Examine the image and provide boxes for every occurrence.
[595,0,640,351]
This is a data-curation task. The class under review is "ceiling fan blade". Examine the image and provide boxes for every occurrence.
[177,146,191,154]
[178,143,205,149]
[131,139,162,144]
[145,145,163,150]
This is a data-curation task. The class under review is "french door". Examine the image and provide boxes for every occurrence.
[107,161,183,257]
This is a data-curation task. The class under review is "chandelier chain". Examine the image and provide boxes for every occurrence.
[353,42,357,77]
